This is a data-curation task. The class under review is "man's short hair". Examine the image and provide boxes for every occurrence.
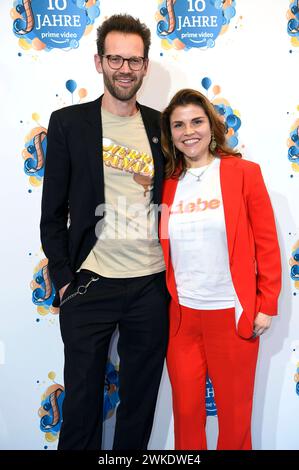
[96,14,151,58]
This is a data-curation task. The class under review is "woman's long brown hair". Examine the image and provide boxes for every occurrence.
[161,88,241,179]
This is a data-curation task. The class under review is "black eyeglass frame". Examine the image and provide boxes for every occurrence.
[102,54,147,71]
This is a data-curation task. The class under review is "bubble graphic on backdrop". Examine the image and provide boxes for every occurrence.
[156,0,237,50]
[201,77,242,149]
[287,0,299,48]
[289,240,299,290]
[31,258,58,316]
[12,0,101,52]
[22,115,47,187]
[287,117,299,172]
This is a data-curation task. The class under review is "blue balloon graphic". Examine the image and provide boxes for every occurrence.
[160,7,168,16]
[157,20,168,35]
[13,18,26,34]
[27,145,35,154]
[43,402,51,412]
[226,114,241,131]
[228,135,238,148]
[32,288,44,303]
[214,104,225,116]
[224,6,236,21]
[16,4,25,13]
[288,146,299,161]
[66,80,77,94]
[293,249,299,261]
[88,5,100,21]
[201,77,212,90]
[291,264,299,280]
[24,158,35,172]
[288,18,299,34]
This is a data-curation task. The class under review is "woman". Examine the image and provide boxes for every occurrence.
[159,89,281,450]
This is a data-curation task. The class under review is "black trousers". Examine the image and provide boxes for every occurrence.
[58,270,169,450]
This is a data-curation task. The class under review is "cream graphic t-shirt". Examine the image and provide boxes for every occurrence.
[81,108,165,278]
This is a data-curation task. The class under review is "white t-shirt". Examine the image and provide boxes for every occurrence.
[169,158,235,310]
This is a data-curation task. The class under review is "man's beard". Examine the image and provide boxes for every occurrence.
[103,71,144,101]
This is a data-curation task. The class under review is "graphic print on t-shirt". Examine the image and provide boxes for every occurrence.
[170,197,221,215]
[103,137,154,197]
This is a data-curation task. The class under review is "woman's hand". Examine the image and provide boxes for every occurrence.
[252,312,272,337]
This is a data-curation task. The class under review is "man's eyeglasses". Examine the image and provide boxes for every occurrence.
[102,55,146,71]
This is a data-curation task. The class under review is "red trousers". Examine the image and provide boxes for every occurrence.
[167,303,259,450]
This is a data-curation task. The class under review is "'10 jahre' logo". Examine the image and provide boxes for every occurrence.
[156,0,236,50]
[12,0,100,51]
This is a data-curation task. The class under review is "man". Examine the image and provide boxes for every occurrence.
[40,14,168,450]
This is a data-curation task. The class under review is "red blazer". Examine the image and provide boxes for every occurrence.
[159,156,281,339]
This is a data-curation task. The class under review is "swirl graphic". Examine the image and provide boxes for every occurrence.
[287,117,299,173]
[39,383,65,437]
[13,0,34,35]
[31,259,58,316]
[288,0,299,38]
[38,362,118,445]
[288,123,299,162]
[289,240,299,289]
[24,130,47,173]
[23,124,47,186]
[158,0,176,36]
[40,387,64,431]
[41,265,52,301]
[32,264,52,303]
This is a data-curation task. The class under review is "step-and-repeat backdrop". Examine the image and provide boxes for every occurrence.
[0,0,298,450]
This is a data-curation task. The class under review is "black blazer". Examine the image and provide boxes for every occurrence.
[40,96,165,306]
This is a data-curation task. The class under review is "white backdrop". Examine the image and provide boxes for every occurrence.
[0,0,299,450]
